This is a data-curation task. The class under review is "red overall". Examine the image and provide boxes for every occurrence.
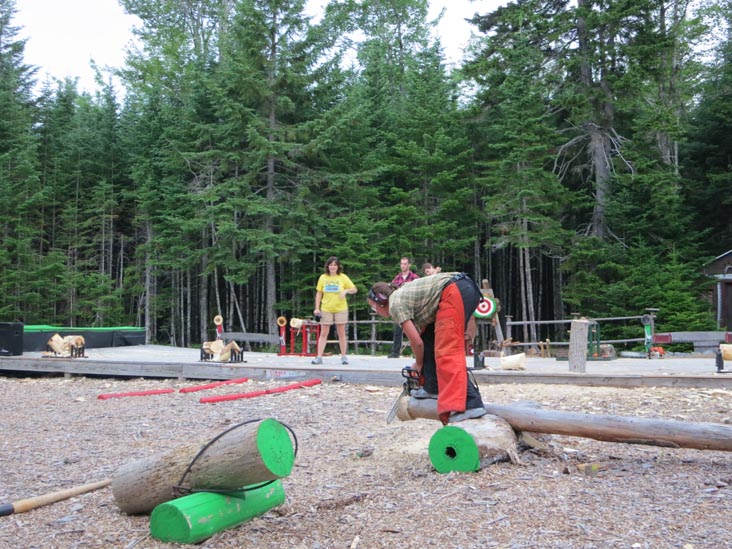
[434,282,470,422]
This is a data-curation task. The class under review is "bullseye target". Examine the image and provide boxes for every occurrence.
[473,297,497,319]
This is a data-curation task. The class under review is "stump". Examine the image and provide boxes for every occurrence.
[112,418,294,514]
[429,415,521,473]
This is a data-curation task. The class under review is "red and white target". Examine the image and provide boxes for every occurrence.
[473,297,496,319]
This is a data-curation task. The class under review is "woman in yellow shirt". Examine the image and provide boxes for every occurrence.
[312,256,357,365]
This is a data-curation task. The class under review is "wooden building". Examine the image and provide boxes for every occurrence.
[704,249,732,330]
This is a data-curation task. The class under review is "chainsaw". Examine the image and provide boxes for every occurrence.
[386,366,422,424]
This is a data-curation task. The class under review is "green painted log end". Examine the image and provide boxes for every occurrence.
[428,426,481,474]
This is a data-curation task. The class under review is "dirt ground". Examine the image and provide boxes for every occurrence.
[0,374,731,549]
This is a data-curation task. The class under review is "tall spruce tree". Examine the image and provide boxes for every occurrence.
[0,0,44,322]
[120,0,232,343]
[464,0,573,341]
[683,4,732,255]
[208,0,347,332]
[342,0,477,279]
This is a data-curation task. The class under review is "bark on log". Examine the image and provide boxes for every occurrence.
[112,418,294,514]
[397,398,732,452]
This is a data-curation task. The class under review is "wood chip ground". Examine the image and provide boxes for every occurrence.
[0,375,731,548]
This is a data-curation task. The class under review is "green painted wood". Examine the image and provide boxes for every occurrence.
[149,480,285,544]
[112,418,295,514]
[428,426,481,473]
[256,418,295,479]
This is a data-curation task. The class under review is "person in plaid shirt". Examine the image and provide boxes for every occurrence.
[387,257,420,358]
[367,272,487,424]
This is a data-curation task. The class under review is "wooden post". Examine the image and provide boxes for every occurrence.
[568,318,590,372]
[370,312,377,355]
[112,418,294,514]
[480,279,504,349]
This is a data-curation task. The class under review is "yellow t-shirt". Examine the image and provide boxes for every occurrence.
[316,273,356,313]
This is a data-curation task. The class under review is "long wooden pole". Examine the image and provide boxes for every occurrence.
[397,398,732,452]
[0,479,111,517]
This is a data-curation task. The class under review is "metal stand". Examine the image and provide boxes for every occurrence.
[278,322,320,356]
[716,350,731,373]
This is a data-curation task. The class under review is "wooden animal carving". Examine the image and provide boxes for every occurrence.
[43,334,85,358]
[202,340,241,362]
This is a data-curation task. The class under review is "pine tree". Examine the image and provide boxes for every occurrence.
[0,0,44,322]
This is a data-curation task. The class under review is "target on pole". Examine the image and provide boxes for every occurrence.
[473,297,496,319]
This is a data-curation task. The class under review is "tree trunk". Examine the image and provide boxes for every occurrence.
[144,220,153,344]
[200,250,209,343]
[519,237,529,345]
[589,127,612,238]
[576,0,614,239]
[397,398,732,452]
[522,222,538,348]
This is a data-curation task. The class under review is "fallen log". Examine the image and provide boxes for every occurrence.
[396,398,732,452]
[112,418,295,514]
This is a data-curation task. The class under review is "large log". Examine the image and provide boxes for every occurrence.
[112,418,294,514]
[396,398,732,452]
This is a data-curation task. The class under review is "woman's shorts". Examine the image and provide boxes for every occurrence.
[320,310,348,326]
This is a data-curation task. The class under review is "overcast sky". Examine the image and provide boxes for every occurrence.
[14,0,495,94]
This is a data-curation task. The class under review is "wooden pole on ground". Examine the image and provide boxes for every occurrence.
[568,318,590,372]
[396,398,732,452]
[0,479,111,516]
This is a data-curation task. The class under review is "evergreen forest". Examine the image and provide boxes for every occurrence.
[0,0,730,347]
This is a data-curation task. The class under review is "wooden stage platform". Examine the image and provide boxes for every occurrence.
[0,345,730,389]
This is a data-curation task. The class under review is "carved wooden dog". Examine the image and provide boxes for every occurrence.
[43,333,85,357]
[201,340,241,362]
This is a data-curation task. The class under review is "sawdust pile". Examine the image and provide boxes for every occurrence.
[0,375,731,548]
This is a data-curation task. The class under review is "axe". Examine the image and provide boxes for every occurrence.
[0,479,111,516]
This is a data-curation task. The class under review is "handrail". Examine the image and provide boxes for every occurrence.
[498,313,656,351]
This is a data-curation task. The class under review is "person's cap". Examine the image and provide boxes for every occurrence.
[368,288,389,304]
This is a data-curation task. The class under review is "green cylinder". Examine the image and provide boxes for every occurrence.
[428,426,481,473]
[149,480,285,544]
[254,418,295,479]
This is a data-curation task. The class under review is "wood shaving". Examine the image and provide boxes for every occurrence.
[1,376,731,547]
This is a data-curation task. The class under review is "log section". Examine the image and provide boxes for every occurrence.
[397,398,732,452]
[112,418,294,514]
